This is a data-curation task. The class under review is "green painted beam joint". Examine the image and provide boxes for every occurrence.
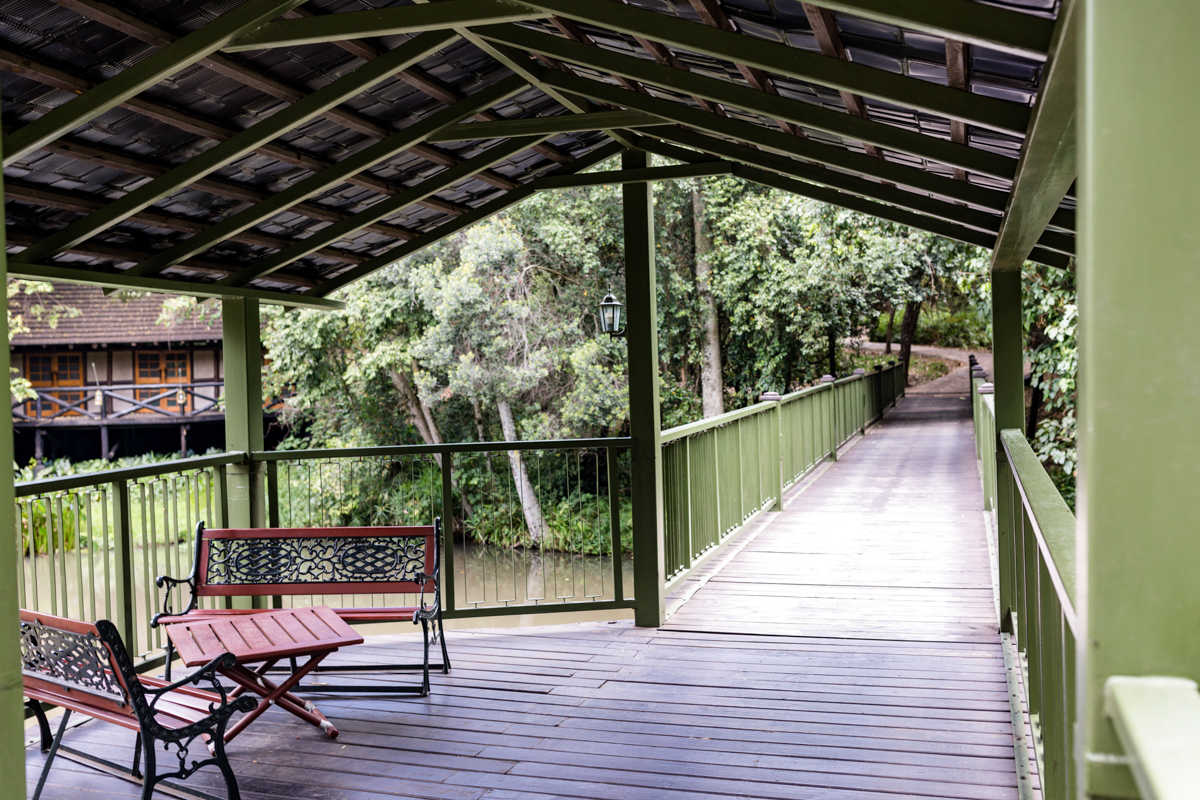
[225,0,544,52]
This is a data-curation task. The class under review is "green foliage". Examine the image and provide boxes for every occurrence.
[872,308,991,349]
[7,280,79,399]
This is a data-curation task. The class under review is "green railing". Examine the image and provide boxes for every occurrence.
[660,361,905,583]
[1103,676,1200,800]
[972,375,1077,800]
[255,440,633,620]
[13,452,243,662]
[12,360,908,664]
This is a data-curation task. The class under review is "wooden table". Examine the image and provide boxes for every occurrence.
[164,605,363,742]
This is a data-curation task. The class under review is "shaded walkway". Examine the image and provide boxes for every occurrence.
[27,395,1025,800]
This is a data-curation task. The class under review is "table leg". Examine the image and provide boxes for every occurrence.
[220,651,339,742]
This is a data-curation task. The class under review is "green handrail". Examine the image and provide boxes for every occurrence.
[1105,676,1200,800]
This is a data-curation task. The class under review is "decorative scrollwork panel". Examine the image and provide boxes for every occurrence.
[20,620,127,703]
[206,536,426,586]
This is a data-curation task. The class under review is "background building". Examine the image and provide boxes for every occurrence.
[10,285,238,463]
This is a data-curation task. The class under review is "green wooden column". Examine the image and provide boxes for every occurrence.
[222,297,267,609]
[624,149,665,627]
[0,143,25,791]
[1079,2,1200,796]
[990,267,1022,632]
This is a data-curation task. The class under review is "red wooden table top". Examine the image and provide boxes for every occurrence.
[166,606,364,667]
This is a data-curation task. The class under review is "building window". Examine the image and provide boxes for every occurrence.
[24,353,83,417]
[136,351,189,412]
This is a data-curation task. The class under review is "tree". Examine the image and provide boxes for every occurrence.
[6,280,78,398]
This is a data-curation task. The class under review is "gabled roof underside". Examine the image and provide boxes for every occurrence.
[1,0,1074,308]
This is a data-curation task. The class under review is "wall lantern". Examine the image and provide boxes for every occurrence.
[599,292,626,338]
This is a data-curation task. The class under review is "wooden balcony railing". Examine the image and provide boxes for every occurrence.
[12,381,224,423]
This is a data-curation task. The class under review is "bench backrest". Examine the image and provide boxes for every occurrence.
[194,522,439,597]
[19,609,136,721]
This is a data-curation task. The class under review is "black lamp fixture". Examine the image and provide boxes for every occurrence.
[599,292,626,338]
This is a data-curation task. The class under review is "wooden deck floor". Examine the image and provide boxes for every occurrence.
[26,393,1028,800]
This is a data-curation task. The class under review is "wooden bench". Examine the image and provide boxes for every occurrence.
[21,608,256,800]
[153,519,449,696]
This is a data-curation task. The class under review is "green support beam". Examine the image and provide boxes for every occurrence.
[534,161,733,189]
[0,0,307,166]
[474,23,1019,182]
[991,0,1078,273]
[627,126,1074,263]
[308,141,624,297]
[1079,2,1200,797]
[222,134,550,287]
[14,30,456,265]
[792,0,1054,60]
[222,298,267,609]
[541,69,1028,224]
[503,0,1032,133]
[428,110,667,142]
[5,261,344,310]
[0,140,24,794]
[225,0,544,52]
[125,75,530,282]
[623,149,665,627]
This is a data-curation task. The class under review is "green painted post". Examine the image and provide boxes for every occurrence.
[624,149,665,627]
[1079,3,1200,797]
[0,161,24,786]
[820,376,838,461]
[990,269,1023,633]
[109,480,137,649]
[441,455,456,615]
[222,297,267,610]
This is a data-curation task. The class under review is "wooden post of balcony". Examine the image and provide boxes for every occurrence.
[624,149,665,627]
[990,267,1022,635]
[1079,4,1200,796]
[222,296,267,610]
[0,147,24,788]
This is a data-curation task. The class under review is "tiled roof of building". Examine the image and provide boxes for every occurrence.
[9,284,221,347]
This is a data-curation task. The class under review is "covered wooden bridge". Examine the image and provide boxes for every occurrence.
[2,1,1197,798]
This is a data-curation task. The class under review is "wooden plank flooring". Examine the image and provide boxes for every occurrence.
[27,394,1029,800]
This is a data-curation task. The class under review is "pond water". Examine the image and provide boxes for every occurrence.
[18,541,635,656]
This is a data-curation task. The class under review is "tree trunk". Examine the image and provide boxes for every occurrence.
[497,399,546,543]
[898,300,922,385]
[473,399,494,477]
[827,327,838,377]
[884,305,895,355]
[693,189,724,417]
[1027,383,1043,440]
[388,367,473,517]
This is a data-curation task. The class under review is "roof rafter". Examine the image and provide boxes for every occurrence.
[4,230,321,290]
[502,0,1032,133]
[122,75,531,283]
[801,3,883,160]
[11,130,416,241]
[0,45,461,218]
[7,262,345,310]
[225,0,545,52]
[686,0,807,139]
[991,0,1077,271]
[49,0,531,189]
[12,31,457,265]
[638,136,1068,267]
[539,69,1017,216]
[534,160,733,189]
[794,0,1053,60]
[221,134,552,287]
[429,110,666,142]
[2,180,371,266]
[473,24,1018,181]
[2,0,306,165]
[308,141,626,297]
[279,5,572,166]
[633,128,1073,256]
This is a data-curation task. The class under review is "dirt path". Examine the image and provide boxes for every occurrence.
[853,341,993,395]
